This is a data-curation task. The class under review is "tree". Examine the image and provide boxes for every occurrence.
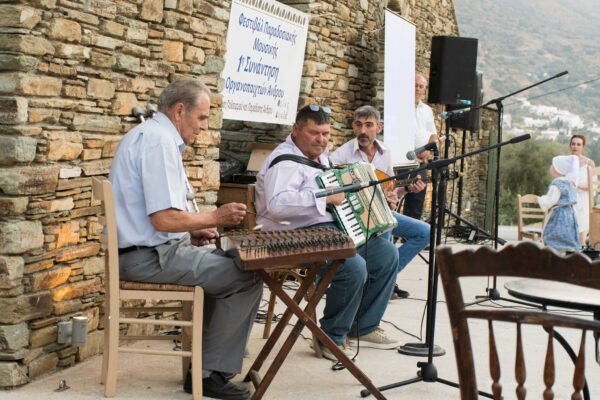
[499,139,564,224]
[586,138,600,166]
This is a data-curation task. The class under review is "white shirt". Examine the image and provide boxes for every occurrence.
[255,134,334,231]
[415,101,436,149]
[537,185,560,211]
[109,112,190,247]
[330,138,394,176]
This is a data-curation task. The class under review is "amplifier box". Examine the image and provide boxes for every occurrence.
[232,143,277,184]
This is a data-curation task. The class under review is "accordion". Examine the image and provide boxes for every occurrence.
[317,162,397,246]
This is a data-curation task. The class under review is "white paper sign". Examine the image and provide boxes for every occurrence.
[221,0,309,125]
[383,10,416,165]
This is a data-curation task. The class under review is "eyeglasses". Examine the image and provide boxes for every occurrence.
[308,104,331,114]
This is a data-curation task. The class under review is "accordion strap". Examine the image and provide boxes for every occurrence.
[268,154,331,171]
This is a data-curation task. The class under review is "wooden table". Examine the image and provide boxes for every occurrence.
[505,279,600,314]
[505,278,600,400]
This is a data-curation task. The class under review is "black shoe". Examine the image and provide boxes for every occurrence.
[391,285,410,299]
[184,371,250,400]
[222,372,236,380]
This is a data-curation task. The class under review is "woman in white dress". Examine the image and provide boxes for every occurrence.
[569,134,596,245]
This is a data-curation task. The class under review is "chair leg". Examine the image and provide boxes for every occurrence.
[181,301,192,380]
[104,312,119,397]
[263,287,278,339]
[191,287,204,400]
[100,313,110,384]
[305,282,322,358]
[309,307,323,358]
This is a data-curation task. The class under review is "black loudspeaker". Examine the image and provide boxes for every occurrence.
[428,36,478,105]
[447,71,483,132]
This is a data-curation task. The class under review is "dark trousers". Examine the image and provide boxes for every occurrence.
[402,187,426,220]
[402,162,428,220]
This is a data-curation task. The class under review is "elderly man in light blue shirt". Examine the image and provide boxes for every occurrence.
[330,105,430,299]
[255,105,400,360]
[109,78,261,400]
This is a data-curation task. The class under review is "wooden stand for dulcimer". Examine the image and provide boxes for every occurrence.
[220,227,387,400]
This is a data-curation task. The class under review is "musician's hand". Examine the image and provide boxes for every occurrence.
[407,177,426,193]
[215,202,247,227]
[418,150,431,163]
[326,192,345,206]
[418,134,441,163]
[385,188,398,210]
[190,228,219,246]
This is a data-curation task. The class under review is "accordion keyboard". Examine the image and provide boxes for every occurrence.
[317,163,396,247]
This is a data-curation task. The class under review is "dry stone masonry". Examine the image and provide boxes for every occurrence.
[0,0,489,388]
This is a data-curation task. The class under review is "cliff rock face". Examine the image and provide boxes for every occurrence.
[0,0,468,388]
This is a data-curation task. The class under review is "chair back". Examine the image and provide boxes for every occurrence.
[588,166,600,248]
[517,194,546,241]
[91,176,204,399]
[437,242,600,400]
[91,176,120,301]
[587,165,599,209]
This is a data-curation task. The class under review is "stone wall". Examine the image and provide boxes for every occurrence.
[221,0,463,160]
[0,0,228,387]
[0,0,489,388]
[218,0,493,231]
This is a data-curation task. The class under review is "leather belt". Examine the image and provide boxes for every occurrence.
[118,245,154,255]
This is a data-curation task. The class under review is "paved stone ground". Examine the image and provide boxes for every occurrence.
[4,227,599,400]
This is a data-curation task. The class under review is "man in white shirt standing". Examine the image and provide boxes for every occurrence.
[403,73,439,221]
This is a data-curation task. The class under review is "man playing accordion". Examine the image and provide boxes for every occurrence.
[330,105,430,300]
[255,105,401,361]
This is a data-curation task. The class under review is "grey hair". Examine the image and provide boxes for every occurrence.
[353,105,381,122]
[157,78,211,112]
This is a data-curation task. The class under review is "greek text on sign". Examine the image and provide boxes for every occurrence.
[221,0,309,125]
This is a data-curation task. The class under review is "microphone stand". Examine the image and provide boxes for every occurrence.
[470,70,567,301]
[359,134,531,399]
[442,117,505,246]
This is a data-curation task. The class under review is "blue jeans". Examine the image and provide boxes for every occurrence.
[381,211,430,273]
[315,223,399,345]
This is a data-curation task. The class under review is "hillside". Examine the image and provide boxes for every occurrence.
[453,0,600,124]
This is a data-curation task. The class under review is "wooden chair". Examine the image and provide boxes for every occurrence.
[92,177,204,399]
[587,165,600,248]
[517,194,546,241]
[437,242,600,400]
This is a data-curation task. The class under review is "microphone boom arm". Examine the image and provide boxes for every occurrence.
[316,133,532,199]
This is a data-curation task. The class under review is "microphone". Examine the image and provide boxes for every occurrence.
[132,107,146,122]
[315,182,370,198]
[509,133,531,144]
[406,142,438,161]
[441,107,471,120]
[146,103,158,116]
